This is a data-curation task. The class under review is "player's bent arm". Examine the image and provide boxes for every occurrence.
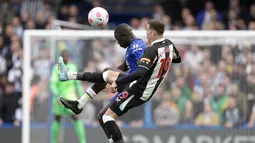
[172,46,181,63]
[115,46,155,86]
[172,56,181,63]
[115,67,147,86]
[116,60,128,72]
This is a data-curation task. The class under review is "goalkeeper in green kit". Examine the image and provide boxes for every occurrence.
[50,50,86,143]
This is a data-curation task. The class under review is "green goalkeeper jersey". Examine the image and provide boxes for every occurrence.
[50,63,84,100]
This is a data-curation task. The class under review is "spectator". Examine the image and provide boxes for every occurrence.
[180,100,194,124]
[153,4,165,20]
[248,104,255,128]
[182,64,195,90]
[222,97,242,128]
[236,18,246,30]
[58,5,69,21]
[154,91,180,127]
[195,102,220,126]
[138,17,149,30]
[69,5,83,24]
[0,56,6,75]
[4,25,14,46]
[0,81,21,126]
[25,19,36,29]
[183,15,197,30]
[161,15,171,30]
[130,18,140,29]
[171,88,186,114]
[175,77,192,101]
[0,74,7,95]
[248,21,255,30]
[228,0,246,21]
[228,83,247,116]
[225,8,238,29]
[8,46,23,92]
[196,1,222,29]
[184,46,203,70]
[247,3,255,22]
[0,1,16,29]
[209,84,228,116]
[36,11,46,29]
[181,8,192,22]
[20,9,30,27]
[194,73,209,98]
[11,17,23,38]
[172,22,183,30]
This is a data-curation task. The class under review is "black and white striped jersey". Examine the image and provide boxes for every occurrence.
[129,38,179,101]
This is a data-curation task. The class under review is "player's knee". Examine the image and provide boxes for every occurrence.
[102,69,111,82]
[102,114,115,124]
[97,112,104,123]
[55,116,62,122]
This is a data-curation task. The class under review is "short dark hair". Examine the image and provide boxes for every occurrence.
[148,19,165,35]
[114,23,133,37]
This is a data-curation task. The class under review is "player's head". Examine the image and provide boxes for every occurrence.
[146,19,165,44]
[114,23,135,48]
[61,50,70,63]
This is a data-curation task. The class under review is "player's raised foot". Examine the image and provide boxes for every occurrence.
[58,56,69,81]
[60,97,83,115]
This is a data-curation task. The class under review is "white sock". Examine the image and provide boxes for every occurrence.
[102,70,110,82]
[67,71,77,80]
[108,138,114,143]
[77,87,96,109]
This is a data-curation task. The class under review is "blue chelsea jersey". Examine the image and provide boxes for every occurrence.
[126,38,146,74]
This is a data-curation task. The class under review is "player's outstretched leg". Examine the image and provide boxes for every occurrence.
[58,56,69,81]
[60,98,83,114]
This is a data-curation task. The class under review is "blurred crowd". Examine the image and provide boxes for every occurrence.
[0,0,254,129]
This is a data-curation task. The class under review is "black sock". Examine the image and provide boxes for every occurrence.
[104,121,124,142]
[97,105,112,139]
[76,72,105,83]
[91,83,107,94]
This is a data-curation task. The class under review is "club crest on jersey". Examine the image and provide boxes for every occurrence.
[115,91,129,102]
[120,91,129,99]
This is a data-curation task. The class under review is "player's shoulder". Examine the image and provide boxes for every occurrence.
[165,38,174,45]
[130,38,146,49]
[144,45,157,54]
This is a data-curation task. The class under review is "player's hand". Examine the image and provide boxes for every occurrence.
[109,82,118,93]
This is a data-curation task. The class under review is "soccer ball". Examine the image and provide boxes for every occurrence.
[88,7,109,28]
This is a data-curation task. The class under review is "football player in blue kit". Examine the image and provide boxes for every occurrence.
[58,23,146,142]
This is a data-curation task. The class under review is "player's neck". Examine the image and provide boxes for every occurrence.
[150,35,164,45]
[128,35,136,45]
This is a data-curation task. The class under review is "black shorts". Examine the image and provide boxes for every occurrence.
[110,80,146,116]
